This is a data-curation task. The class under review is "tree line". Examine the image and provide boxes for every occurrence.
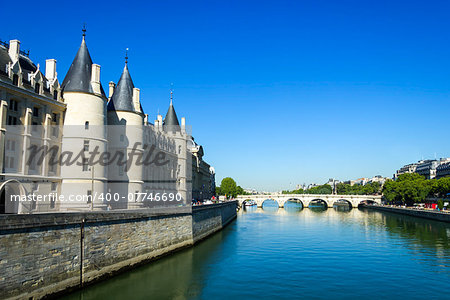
[382,173,450,205]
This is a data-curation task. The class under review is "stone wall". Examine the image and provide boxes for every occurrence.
[0,202,237,300]
[366,205,450,223]
[192,202,237,243]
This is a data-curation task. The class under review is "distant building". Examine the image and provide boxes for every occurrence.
[351,178,369,186]
[415,160,440,179]
[244,188,258,195]
[394,162,419,179]
[395,158,450,180]
[368,175,389,185]
[436,162,450,179]
[306,183,319,190]
[325,178,341,193]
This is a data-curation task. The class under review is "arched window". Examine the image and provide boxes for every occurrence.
[85,121,89,130]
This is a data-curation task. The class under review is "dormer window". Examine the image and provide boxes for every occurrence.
[34,83,40,94]
[53,90,58,100]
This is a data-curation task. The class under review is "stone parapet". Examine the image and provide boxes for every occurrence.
[0,202,237,300]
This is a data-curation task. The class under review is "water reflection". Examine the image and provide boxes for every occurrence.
[63,228,229,300]
[63,206,450,300]
[284,200,303,213]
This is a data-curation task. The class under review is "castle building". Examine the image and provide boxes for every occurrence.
[0,32,215,213]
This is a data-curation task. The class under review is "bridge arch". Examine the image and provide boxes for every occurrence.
[260,198,279,208]
[332,199,353,209]
[358,199,377,207]
[283,198,304,209]
[309,198,328,209]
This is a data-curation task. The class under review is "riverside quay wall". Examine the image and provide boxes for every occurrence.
[366,205,450,223]
[0,202,237,300]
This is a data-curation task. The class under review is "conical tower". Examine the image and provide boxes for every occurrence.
[107,56,145,209]
[60,29,108,211]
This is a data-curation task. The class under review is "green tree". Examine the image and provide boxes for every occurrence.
[236,186,245,195]
[220,177,237,198]
[306,184,332,194]
[437,199,444,210]
[382,173,433,205]
[215,186,223,196]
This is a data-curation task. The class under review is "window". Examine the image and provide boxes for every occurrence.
[34,83,40,94]
[6,140,16,152]
[12,74,19,86]
[9,100,18,111]
[50,197,55,209]
[7,116,17,125]
[9,157,14,169]
[53,90,58,100]
[82,158,89,171]
[84,140,89,152]
[51,182,57,191]
[49,160,56,173]
[33,107,39,117]
[29,150,37,171]
[85,121,89,130]
[32,182,38,191]
[52,113,58,123]
[87,190,92,204]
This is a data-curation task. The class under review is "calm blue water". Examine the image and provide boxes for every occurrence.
[63,202,450,300]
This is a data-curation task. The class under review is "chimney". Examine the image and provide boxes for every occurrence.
[45,59,57,81]
[181,117,186,131]
[158,115,163,128]
[9,40,20,62]
[132,88,141,112]
[91,64,101,94]
[108,81,115,99]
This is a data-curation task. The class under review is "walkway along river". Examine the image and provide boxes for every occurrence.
[62,202,450,300]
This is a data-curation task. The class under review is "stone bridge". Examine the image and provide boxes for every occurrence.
[236,194,382,209]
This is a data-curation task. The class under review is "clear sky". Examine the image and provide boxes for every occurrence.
[4,0,450,191]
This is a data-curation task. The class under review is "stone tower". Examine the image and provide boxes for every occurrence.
[162,92,190,206]
[107,60,144,209]
[59,31,108,211]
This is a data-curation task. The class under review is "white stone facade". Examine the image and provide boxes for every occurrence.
[0,36,215,213]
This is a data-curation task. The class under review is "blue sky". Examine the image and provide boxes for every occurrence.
[4,0,450,191]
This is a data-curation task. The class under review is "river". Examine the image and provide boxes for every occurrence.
[62,202,450,299]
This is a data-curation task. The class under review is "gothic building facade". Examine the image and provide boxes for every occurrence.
[0,33,215,213]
